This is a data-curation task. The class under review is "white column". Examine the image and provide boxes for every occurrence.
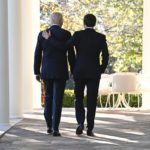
[142,0,150,109]
[21,0,34,113]
[32,0,41,109]
[8,0,23,118]
[0,0,9,124]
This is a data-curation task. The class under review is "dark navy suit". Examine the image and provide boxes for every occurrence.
[72,29,109,131]
[47,28,109,131]
[34,25,75,131]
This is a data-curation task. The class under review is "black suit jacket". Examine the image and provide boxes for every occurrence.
[34,25,75,79]
[46,28,109,79]
[71,28,109,79]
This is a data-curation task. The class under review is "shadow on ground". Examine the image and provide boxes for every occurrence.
[0,108,150,150]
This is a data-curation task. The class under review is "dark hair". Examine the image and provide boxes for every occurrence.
[84,14,96,27]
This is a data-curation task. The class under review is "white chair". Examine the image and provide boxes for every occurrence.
[112,72,138,108]
[98,74,112,108]
[116,73,150,109]
[126,73,141,108]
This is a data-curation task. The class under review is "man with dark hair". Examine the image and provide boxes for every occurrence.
[43,14,109,136]
[84,14,96,27]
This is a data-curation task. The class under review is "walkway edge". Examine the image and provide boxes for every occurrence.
[0,118,22,138]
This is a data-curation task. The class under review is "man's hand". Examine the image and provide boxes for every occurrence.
[42,30,51,39]
[36,75,41,82]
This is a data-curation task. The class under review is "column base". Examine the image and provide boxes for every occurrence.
[9,115,24,119]
[0,118,22,138]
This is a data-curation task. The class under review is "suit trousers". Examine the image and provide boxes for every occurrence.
[74,78,100,131]
[43,79,66,131]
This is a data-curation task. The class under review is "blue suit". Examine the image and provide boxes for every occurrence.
[46,28,109,131]
[34,25,75,131]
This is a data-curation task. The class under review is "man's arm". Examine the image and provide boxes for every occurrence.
[42,30,78,50]
[34,32,42,81]
[67,32,76,75]
[100,36,109,73]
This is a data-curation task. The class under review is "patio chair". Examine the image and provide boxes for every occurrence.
[98,74,113,108]
[112,72,138,109]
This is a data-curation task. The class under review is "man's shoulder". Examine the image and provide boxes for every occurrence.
[38,31,43,36]
[60,28,71,35]
[75,30,84,34]
[38,29,50,40]
[95,31,106,39]
[38,29,49,36]
[73,30,84,36]
[37,31,44,40]
[73,30,106,39]
[74,30,104,36]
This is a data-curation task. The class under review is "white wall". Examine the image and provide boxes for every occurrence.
[142,0,150,109]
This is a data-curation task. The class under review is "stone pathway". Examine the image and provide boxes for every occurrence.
[0,108,150,150]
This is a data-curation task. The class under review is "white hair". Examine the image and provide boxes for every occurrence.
[50,12,63,25]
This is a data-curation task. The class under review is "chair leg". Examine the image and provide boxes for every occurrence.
[109,94,111,108]
[122,94,130,108]
[99,95,103,108]
[105,95,108,108]
[105,94,110,108]
[120,100,123,108]
[128,94,130,105]
[114,94,121,108]
[116,94,122,108]
[112,94,115,108]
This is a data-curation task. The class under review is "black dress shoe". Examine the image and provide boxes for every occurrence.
[53,131,61,136]
[47,128,52,134]
[87,130,94,136]
[76,125,84,135]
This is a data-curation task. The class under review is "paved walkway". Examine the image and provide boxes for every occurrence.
[0,108,150,150]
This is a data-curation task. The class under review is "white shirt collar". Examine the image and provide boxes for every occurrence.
[52,24,60,26]
[85,26,94,29]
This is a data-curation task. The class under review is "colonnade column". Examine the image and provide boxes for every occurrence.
[32,0,41,109]
[8,0,23,118]
[0,0,9,124]
[21,0,34,112]
[142,0,150,109]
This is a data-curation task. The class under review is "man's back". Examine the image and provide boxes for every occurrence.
[73,28,109,79]
[34,25,75,79]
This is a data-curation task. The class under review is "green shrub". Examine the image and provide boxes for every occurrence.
[63,90,142,108]
[63,90,75,107]
[63,89,87,107]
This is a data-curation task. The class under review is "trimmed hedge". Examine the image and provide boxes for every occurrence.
[63,90,75,107]
[63,90,87,107]
[63,90,142,108]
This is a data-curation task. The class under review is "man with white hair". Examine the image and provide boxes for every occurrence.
[34,12,75,136]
